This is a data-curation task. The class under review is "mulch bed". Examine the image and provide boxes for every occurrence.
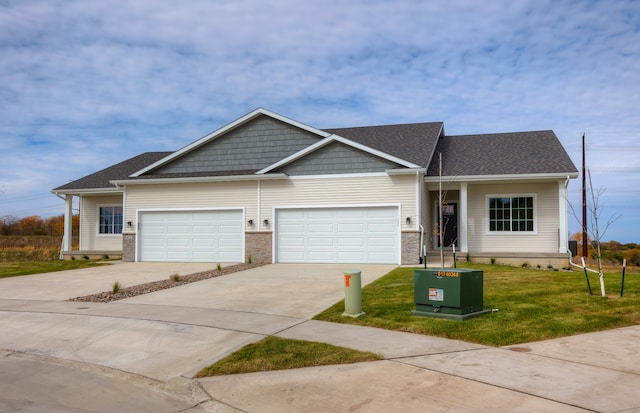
[69,262,266,303]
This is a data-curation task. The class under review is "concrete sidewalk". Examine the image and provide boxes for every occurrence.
[0,262,638,412]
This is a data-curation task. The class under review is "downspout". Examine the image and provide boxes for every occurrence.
[416,169,425,264]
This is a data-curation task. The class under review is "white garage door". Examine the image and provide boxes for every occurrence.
[276,207,399,264]
[139,210,243,262]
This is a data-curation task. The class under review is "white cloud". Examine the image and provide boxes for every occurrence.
[0,0,638,241]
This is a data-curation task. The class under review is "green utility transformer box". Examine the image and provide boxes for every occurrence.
[413,269,491,320]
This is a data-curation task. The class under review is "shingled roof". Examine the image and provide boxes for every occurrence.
[53,119,577,192]
[426,130,578,177]
[53,152,172,192]
[324,122,443,167]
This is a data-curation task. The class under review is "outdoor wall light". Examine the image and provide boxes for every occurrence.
[247,219,254,225]
[263,219,269,226]
[406,217,411,225]
[127,221,133,227]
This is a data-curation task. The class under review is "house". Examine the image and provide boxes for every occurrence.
[52,108,579,267]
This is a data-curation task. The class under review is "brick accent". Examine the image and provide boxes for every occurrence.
[245,232,273,263]
[122,233,136,262]
[401,231,421,265]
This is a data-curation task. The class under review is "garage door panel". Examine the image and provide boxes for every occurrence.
[338,251,365,261]
[278,223,305,234]
[367,208,398,219]
[308,237,334,247]
[337,209,365,218]
[279,237,305,246]
[276,207,398,264]
[308,223,334,232]
[338,237,364,247]
[306,210,334,219]
[367,222,396,233]
[337,222,365,233]
[368,236,396,246]
[140,210,243,262]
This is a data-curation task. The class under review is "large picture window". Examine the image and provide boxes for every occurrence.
[99,206,123,234]
[488,196,535,232]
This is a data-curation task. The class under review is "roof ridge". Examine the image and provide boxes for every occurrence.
[324,121,444,131]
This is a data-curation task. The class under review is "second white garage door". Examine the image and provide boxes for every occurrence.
[276,206,399,264]
[139,210,243,262]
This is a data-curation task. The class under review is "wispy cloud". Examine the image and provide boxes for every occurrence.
[0,0,638,240]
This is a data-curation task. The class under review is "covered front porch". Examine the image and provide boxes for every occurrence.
[421,178,572,268]
[53,190,125,260]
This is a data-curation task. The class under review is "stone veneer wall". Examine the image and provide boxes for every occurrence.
[245,232,273,263]
[401,231,421,265]
[122,233,136,262]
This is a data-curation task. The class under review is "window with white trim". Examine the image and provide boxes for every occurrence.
[488,196,535,232]
[99,206,123,234]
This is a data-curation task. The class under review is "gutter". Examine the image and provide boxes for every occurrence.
[424,172,580,183]
[111,173,289,186]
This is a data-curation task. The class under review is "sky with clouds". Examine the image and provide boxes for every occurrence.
[0,0,638,242]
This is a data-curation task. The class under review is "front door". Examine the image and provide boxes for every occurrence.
[438,203,458,248]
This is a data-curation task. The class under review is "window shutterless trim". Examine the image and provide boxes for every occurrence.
[485,194,537,235]
[97,204,124,236]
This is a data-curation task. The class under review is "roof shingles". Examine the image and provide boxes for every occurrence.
[426,130,578,177]
[53,152,172,191]
[324,122,443,167]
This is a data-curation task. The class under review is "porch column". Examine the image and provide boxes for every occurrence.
[459,182,468,253]
[558,180,568,253]
[63,195,73,252]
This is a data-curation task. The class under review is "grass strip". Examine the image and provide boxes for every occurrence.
[0,260,109,278]
[195,336,382,377]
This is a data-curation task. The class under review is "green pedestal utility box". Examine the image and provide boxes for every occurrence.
[413,268,491,320]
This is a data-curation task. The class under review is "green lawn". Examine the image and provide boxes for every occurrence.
[314,263,640,346]
[0,260,109,278]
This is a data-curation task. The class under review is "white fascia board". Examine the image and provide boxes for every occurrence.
[423,172,579,183]
[131,108,331,177]
[256,136,335,174]
[111,173,288,186]
[386,168,426,175]
[51,187,123,196]
[257,134,420,174]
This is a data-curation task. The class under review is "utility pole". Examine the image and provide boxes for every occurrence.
[582,133,588,258]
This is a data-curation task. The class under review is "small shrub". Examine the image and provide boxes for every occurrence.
[112,281,121,294]
[216,263,222,271]
[537,264,542,269]
[521,262,530,268]
[170,273,181,282]
[102,254,110,260]
[82,255,89,260]
[247,255,252,264]
[71,256,76,260]
[466,253,471,262]
[490,257,496,265]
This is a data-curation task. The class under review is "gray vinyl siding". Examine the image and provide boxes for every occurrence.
[277,141,401,175]
[153,116,321,174]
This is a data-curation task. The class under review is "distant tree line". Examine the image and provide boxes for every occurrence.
[573,232,639,266]
[0,215,79,236]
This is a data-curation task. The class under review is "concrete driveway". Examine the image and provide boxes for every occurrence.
[1,262,639,412]
[0,262,396,412]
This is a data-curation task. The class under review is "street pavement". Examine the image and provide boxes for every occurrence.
[0,262,638,412]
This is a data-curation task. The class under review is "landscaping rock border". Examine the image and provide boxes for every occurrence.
[69,263,265,303]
